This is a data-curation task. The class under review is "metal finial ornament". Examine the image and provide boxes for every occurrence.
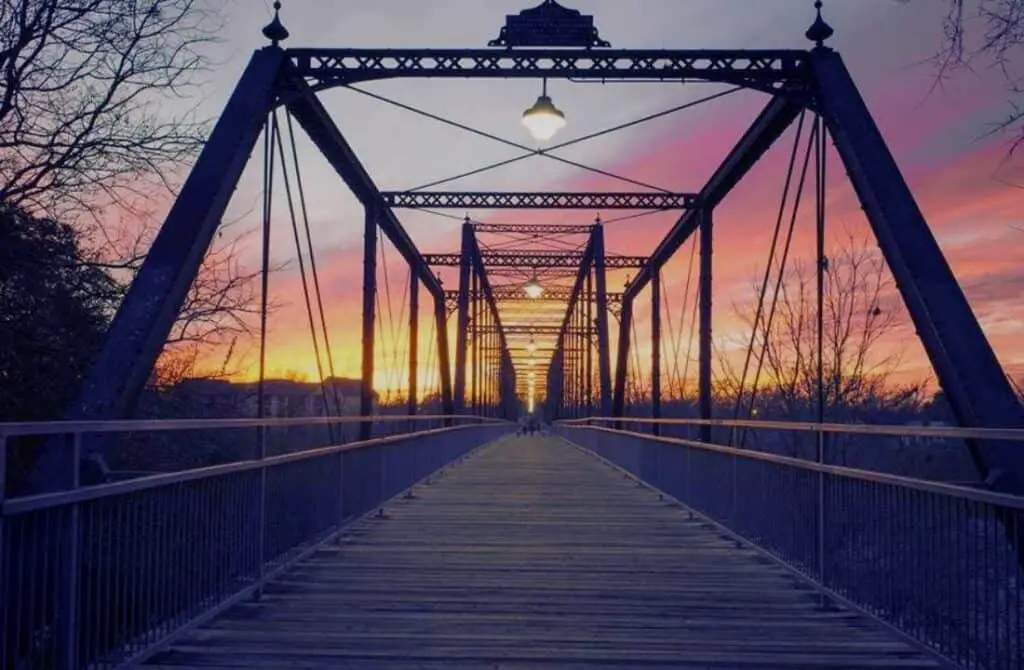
[805,1,834,48]
[262,1,289,46]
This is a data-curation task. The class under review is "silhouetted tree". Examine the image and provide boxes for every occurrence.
[0,206,121,421]
[722,234,924,427]
[0,0,264,395]
[0,0,216,218]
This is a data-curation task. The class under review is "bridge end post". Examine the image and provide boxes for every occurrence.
[593,224,614,418]
[453,222,474,413]
[811,47,1024,494]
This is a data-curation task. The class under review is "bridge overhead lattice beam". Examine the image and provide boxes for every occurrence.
[624,95,804,302]
[475,223,596,235]
[286,48,810,93]
[426,251,646,268]
[479,325,574,336]
[381,191,696,210]
[444,288,622,303]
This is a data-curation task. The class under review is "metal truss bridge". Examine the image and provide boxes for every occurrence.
[2,2,1022,669]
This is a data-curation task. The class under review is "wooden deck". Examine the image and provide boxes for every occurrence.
[145,435,937,669]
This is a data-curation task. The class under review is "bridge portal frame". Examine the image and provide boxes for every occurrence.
[63,8,1024,500]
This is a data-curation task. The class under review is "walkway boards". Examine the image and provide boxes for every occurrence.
[145,435,937,669]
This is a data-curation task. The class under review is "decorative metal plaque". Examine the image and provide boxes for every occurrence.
[488,0,611,49]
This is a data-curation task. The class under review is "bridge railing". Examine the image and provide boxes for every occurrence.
[0,415,510,670]
[556,418,1024,670]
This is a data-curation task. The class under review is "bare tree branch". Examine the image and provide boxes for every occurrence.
[0,0,219,218]
[903,0,1024,149]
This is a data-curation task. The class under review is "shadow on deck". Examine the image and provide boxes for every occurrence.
[144,434,937,669]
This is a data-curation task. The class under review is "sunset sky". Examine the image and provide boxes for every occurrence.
[182,0,1023,395]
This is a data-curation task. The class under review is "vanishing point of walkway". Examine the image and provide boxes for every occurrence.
[145,435,937,669]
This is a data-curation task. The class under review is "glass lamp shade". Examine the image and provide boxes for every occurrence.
[521,95,566,142]
[523,270,544,299]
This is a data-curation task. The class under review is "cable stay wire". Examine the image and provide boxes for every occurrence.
[399,86,744,192]
[284,110,345,420]
[257,114,277,425]
[734,115,819,449]
[680,250,701,404]
[422,309,438,409]
[630,316,645,410]
[346,84,741,194]
[272,111,336,442]
[728,110,808,437]
[660,274,678,401]
[377,239,400,404]
[667,240,697,399]
[394,265,411,406]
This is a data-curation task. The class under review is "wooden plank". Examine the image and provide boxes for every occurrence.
[145,435,939,669]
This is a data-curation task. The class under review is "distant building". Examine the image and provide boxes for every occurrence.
[169,377,372,418]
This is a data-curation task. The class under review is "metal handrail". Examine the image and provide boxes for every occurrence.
[0,413,503,437]
[557,416,1024,441]
[2,424,495,515]
[567,424,1024,510]
[1,417,512,670]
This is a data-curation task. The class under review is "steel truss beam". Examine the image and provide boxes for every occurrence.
[443,288,622,304]
[467,230,517,418]
[62,49,287,431]
[382,191,696,210]
[425,250,646,269]
[548,232,597,419]
[284,71,443,299]
[624,95,804,302]
[474,223,596,235]
[812,48,1024,494]
[283,66,454,414]
[479,325,575,336]
[286,48,810,94]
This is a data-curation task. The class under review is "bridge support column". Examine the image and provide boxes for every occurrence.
[434,292,455,418]
[586,270,594,415]
[360,204,378,440]
[594,224,614,417]
[612,298,632,424]
[812,48,1024,494]
[408,272,418,416]
[453,222,473,412]
[651,269,662,436]
[699,208,713,443]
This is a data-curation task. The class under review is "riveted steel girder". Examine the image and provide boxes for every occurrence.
[425,250,646,268]
[287,48,810,94]
[381,191,696,210]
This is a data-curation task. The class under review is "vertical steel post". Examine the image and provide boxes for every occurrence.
[651,270,663,435]
[592,222,614,417]
[434,292,455,417]
[59,433,82,669]
[453,222,473,412]
[585,270,594,415]
[408,272,419,416]
[612,298,632,422]
[567,308,576,418]
[699,208,713,443]
[815,112,828,598]
[360,204,378,440]
[471,270,480,415]
[0,432,5,651]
